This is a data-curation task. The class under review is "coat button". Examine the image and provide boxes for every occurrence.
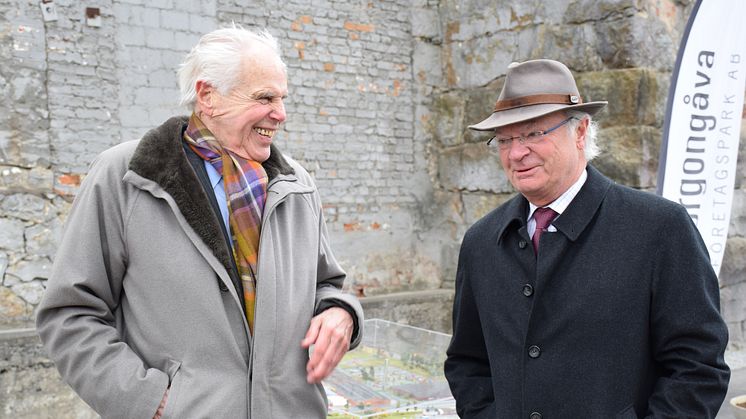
[518,240,527,249]
[530,412,542,419]
[522,284,534,297]
[528,345,541,358]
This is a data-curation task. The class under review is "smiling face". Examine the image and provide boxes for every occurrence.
[497,111,588,206]
[196,45,288,162]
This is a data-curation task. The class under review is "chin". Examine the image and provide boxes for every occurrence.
[254,149,271,163]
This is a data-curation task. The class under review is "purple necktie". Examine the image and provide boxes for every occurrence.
[532,207,558,253]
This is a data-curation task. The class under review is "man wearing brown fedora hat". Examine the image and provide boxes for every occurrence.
[444,59,730,418]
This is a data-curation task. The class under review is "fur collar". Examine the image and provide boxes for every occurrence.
[128,116,295,272]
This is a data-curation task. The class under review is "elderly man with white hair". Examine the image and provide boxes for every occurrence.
[36,26,363,418]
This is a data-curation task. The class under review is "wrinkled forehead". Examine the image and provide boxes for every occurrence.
[236,53,288,93]
[243,41,286,71]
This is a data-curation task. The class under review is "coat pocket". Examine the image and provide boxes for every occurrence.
[161,359,183,419]
[616,405,639,419]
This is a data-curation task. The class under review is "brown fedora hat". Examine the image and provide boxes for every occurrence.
[468,59,607,131]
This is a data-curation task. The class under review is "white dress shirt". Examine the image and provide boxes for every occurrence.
[527,169,588,239]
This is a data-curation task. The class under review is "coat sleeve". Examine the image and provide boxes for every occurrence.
[645,204,730,418]
[311,190,364,349]
[444,235,495,418]
[35,149,169,419]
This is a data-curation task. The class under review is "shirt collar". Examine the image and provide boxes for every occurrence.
[204,160,223,189]
[527,169,588,220]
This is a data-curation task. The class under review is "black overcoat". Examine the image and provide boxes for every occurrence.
[444,165,730,419]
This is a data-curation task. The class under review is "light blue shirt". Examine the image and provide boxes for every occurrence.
[204,161,230,232]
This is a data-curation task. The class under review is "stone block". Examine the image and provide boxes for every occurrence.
[189,14,216,34]
[517,23,609,72]
[0,218,25,252]
[160,9,189,30]
[0,166,54,194]
[147,69,178,88]
[25,219,62,258]
[721,236,746,287]
[445,30,516,88]
[49,135,103,173]
[564,0,639,24]
[148,106,181,126]
[412,42,443,87]
[6,258,52,285]
[74,108,111,121]
[721,280,746,323]
[411,7,440,39]
[360,289,454,334]
[591,125,661,189]
[10,280,44,305]
[0,128,51,169]
[462,84,502,143]
[576,68,668,128]
[117,25,145,46]
[437,143,512,193]
[0,194,53,223]
[129,5,159,28]
[0,286,30,326]
[120,105,154,128]
[462,191,514,225]
[426,92,465,147]
[727,320,744,344]
[594,13,678,71]
[174,32,201,52]
[428,190,466,236]
[439,241,460,290]
[144,28,175,50]
[730,189,746,236]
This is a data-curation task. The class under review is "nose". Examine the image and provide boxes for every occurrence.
[507,138,531,161]
[271,99,286,123]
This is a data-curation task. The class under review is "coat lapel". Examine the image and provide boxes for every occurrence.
[128,116,234,274]
[552,165,613,243]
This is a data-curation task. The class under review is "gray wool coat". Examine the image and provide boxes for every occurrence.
[36,117,363,418]
[445,165,730,419]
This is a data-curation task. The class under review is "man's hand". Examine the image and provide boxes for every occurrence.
[153,388,168,419]
[301,307,354,384]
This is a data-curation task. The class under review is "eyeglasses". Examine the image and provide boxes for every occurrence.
[487,117,578,151]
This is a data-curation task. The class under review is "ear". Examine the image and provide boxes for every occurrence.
[575,117,589,150]
[195,80,215,116]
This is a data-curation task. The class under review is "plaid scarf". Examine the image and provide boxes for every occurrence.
[183,113,268,335]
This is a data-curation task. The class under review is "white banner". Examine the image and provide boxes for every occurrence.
[657,0,746,276]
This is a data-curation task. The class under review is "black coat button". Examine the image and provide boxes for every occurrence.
[518,240,527,249]
[522,284,534,297]
[530,412,542,419]
[528,345,541,358]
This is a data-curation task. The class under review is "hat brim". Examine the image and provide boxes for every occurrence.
[468,101,608,131]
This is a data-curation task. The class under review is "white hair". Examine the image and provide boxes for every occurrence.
[566,110,600,161]
[178,25,286,108]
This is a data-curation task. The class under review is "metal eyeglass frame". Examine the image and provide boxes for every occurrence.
[486,116,578,151]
